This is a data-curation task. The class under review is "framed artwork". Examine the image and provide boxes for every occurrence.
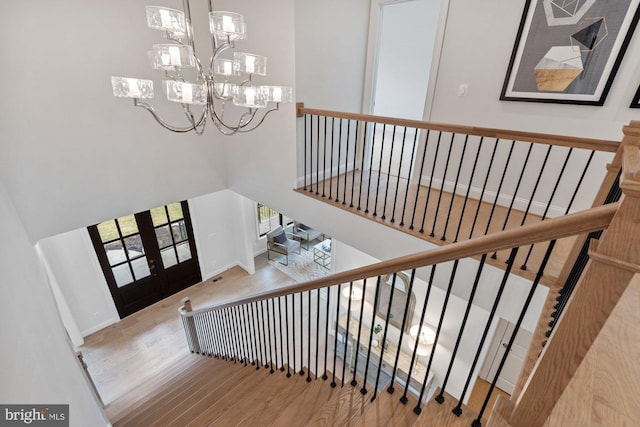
[501,0,640,105]
[631,85,640,108]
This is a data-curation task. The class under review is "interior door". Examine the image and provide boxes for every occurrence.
[480,319,533,395]
[88,201,201,318]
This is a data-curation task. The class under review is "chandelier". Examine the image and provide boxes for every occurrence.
[111,0,292,135]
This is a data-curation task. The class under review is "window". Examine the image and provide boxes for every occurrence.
[150,202,193,268]
[96,214,151,287]
[257,204,293,237]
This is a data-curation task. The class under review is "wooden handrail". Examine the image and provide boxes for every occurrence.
[181,202,618,316]
[296,104,619,153]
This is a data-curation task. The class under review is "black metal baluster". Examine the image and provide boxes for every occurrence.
[357,122,369,211]
[243,304,256,365]
[372,124,387,217]
[400,129,419,227]
[270,299,279,372]
[521,148,573,270]
[409,130,431,230]
[342,281,354,388]
[518,145,553,229]
[453,136,483,243]
[350,120,359,208]
[331,284,342,388]
[563,150,595,216]
[391,127,408,223]
[307,290,312,382]
[200,312,212,357]
[441,135,469,241]
[277,297,285,372]
[388,270,416,394]
[491,142,534,259]
[223,308,237,363]
[309,115,315,194]
[482,140,516,238]
[322,117,327,198]
[329,118,335,200]
[351,279,368,387]
[429,132,456,237]
[342,120,351,205]
[336,119,343,204]
[303,114,308,191]
[316,115,320,195]
[472,241,556,427]
[291,293,297,374]
[299,292,305,376]
[258,301,269,368]
[217,309,230,360]
[361,277,382,395]
[436,255,487,402]
[468,139,499,239]
[323,287,330,380]
[365,123,378,214]
[401,263,434,404]
[315,289,321,379]
[372,274,397,401]
[251,302,263,369]
[207,312,217,357]
[236,306,249,365]
[415,260,459,414]
[213,311,226,360]
[264,301,274,373]
[230,308,242,362]
[191,314,201,355]
[381,125,396,220]
[285,295,292,376]
[452,248,518,417]
[420,131,443,233]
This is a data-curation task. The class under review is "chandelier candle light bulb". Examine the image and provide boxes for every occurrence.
[111,0,291,135]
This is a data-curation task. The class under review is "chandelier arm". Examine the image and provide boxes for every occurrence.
[237,105,280,133]
[133,99,206,133]
[210,106,260,133]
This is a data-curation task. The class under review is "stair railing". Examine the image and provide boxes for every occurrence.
[180,201,617,421]
[295,103,619,281]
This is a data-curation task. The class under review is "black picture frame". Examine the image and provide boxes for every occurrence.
[631,85,640,108]
[501,0,640,106]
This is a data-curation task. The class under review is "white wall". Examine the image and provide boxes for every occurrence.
[428,0,640,140]
[0,181,108,426]
[295,0,371,112]
[189,190,256,279]
[37,229,120,340]
[0,0,228,244]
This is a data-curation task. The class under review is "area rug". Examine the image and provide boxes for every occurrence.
[268,246,330,282]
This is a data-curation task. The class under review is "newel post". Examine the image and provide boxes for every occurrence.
[506,121,640,427]
[180,297,201,354]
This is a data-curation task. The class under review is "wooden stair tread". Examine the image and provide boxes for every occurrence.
[182,364,280,426]
[106,354,213,422]
[354,384,418,427]
[113,357,247,426]
[146,362,255,426]
[303,382,376,427]
[268,376,338,427]
[215,370,313,426]
[413,389,479,427]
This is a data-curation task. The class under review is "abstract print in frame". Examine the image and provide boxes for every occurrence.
[501,0,640,105]
[631,84,640,108]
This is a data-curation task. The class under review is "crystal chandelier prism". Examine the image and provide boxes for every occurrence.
[111,1,292,135]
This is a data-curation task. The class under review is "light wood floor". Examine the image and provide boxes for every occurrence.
[297,170,580,288]
[81,254,295,406]
[82,254,493,425]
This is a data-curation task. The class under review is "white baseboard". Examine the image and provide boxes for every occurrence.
[421,175,568,218]
[81,317,119,338]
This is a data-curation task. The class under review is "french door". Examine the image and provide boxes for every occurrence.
[88,201,201,318]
